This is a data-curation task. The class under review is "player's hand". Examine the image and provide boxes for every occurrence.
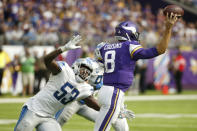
[60,35,82,52]
[125,109,135,120]
[165,12,178,28]
[94,81,103,90]
[118,106,135,120]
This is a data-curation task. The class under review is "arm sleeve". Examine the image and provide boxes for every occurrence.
[132,47,159,60]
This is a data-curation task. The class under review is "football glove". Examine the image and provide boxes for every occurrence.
[60,35,82,52]
[118,106,135,120]
[94,81,103,90]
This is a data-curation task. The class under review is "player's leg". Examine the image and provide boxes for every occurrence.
[77,104,98,122]
[112,118,129,131]
[77,104,129,131]
[37,118,62,131]
[56,101,81,126]
[94,86,124,131]
[28,73,35,95]
[112,99,130,131]
[14,105,40,131]
[22,73,28,96]
[77,103,129,131]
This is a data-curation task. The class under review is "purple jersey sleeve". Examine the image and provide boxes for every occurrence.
[133,47,159,60]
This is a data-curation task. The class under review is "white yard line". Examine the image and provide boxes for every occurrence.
[125,95,197,101]
[0,119,17,124]
[133,123,197,128]
[0,95,197,103]
[1,113,197,125]
[0,98,28,103]
[136,113,197,118]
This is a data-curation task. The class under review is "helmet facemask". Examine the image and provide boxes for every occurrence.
[72,57,103,85]
[75,64,93,83]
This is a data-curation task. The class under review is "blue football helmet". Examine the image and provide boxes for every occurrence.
[115,21,140,41]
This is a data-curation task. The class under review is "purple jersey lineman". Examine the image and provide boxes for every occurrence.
[95,41,159,92]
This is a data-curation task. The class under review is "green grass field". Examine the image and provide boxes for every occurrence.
[0,91,197,131]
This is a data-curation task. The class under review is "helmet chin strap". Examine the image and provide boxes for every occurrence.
[126,33,131,42]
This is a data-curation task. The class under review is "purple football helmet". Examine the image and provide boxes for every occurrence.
[115,21,140,41]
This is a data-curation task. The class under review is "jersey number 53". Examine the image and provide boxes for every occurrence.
[53,82,79,105]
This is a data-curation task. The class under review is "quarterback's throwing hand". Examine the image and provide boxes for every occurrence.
[60,35,82,52]
[166,12,178,27]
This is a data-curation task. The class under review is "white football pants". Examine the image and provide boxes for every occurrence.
[14,105,61,131]
[56,99,129,131]
[94,85,125,131]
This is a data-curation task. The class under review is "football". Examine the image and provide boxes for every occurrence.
[163,5,184,17]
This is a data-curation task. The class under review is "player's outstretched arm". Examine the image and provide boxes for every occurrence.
[156,13,178,54]
[83,96,100,111]
[44,35,82,75]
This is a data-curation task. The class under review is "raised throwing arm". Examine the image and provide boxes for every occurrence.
[156,13,178,54]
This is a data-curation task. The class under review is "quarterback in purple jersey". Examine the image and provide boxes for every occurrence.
[94,13,179,131]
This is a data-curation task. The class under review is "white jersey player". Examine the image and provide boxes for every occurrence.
[14,35,100,131]
[55,58,135,131]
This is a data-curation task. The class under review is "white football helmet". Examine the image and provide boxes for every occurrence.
[72,57,103,84]
[88,60,104,87]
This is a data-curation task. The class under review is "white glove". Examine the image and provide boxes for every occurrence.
[125,109,135,120]
[60,35,82,52]
[118,106,135,120]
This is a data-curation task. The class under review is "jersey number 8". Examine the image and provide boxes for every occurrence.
[104,50,116,73]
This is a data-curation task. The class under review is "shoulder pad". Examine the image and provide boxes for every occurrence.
[57,61,68,70]
[96,42,106,49]
[129,42,143,58]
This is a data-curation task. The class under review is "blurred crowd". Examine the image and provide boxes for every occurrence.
[0,45,188,96]
[0,0,196,49]
[178,0,197,9]
[0,0,196,96]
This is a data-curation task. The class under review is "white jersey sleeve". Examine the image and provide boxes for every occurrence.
[94,42,105,62]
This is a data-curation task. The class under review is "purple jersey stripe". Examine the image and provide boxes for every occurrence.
[99,88,120,131]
